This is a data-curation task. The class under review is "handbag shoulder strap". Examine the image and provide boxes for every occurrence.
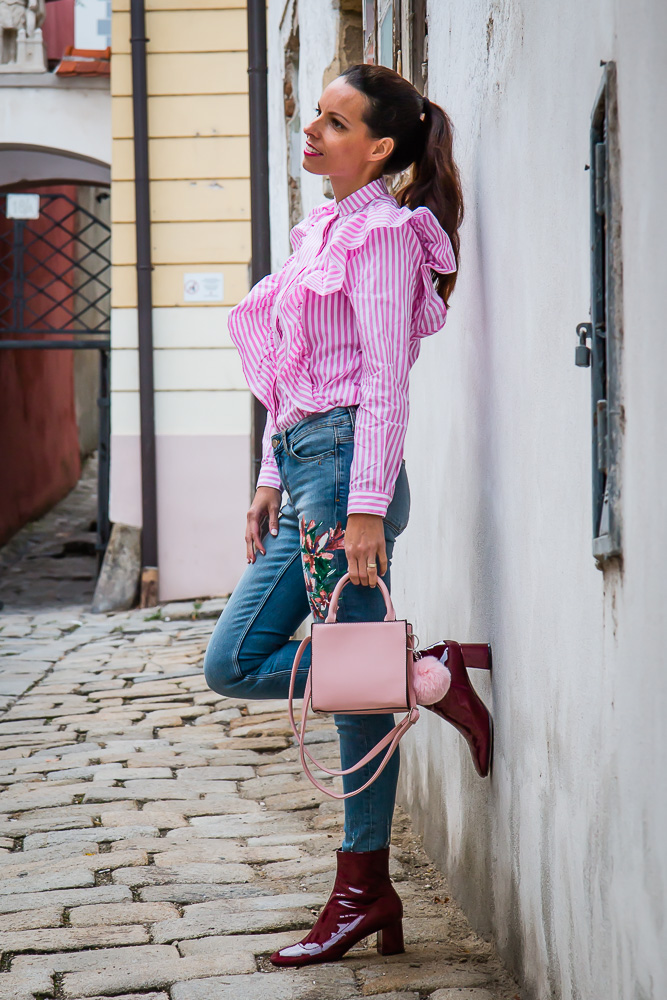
[287,634,419,800]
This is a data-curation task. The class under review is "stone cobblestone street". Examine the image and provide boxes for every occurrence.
[0,480,520,1000]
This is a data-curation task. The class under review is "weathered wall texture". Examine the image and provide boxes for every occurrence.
[390,2,667,999]
[110,0,251,601]
[266,0,361,270]
[267,0,337,268]
[262,0,667,993]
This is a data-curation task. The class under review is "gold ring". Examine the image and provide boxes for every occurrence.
[366,562,377,569]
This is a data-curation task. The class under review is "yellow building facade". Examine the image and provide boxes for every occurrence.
[110,0,251,600]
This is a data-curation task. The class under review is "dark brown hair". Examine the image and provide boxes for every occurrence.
[340,63,463,307]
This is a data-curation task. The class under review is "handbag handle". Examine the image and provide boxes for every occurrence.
[325,572,396,623]
[287,634,420,801]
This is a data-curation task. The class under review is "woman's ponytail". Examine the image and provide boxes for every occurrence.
[395,99,463,307]
[341,65,464,308]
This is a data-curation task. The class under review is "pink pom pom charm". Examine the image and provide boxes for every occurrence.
[411,653,451,706]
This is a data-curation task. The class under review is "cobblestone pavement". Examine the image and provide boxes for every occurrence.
[0,483,521,1000]
[0,457,99,612]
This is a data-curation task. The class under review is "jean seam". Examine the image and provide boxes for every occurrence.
[334,430,341,506]
[289,451,336,465]
[345,717,373,851]
[362,720,374,851]
[334,428,354,521]
[384,465,410,536]
[231,545,304,680]
[287,410,355,462]
[384,517,406,535]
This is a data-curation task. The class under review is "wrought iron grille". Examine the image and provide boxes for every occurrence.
[0,191,110,342]
[0,190,112,564]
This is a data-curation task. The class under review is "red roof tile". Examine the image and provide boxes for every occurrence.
[55,46,110,77]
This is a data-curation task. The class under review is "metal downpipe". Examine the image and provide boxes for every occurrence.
[130,0,158,606]
[247,0,272,495]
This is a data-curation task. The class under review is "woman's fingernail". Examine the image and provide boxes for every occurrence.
[271,528,278,535]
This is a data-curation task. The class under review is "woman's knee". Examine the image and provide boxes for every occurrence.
[203,631,240,697]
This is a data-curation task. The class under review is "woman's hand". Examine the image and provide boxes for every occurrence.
[246,487,282,563]
[345,513,387,587]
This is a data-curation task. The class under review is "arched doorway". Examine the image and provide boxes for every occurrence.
[0,148,111,570]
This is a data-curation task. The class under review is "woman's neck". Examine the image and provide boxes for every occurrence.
[330,172,383,204]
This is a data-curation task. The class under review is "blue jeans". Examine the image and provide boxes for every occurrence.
[204,406,411,851]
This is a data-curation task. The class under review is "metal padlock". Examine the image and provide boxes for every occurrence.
[575,322,592,368]
[575,343,591,367]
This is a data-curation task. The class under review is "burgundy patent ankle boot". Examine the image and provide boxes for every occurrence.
[269,848,404,968]
[419,641,493,778]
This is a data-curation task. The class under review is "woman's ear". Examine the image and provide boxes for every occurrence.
[371,136,395,161]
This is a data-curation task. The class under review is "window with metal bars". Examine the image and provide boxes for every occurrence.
[362,0,427,92]
[576,61,623,567]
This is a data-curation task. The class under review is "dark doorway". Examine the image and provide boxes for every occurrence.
[0,187,111,571]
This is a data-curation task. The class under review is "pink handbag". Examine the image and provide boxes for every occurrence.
[288,572,425,799]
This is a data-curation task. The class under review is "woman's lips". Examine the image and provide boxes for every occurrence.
[304,143,323,157]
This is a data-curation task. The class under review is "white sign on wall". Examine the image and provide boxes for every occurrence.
[183,273,224,303]
[7,194,40,220]
[75,0,111,49]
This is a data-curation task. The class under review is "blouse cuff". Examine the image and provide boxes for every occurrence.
[256,465,283,492]
[347,490,392,518]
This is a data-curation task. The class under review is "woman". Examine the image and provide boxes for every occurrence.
[204,63,493,968]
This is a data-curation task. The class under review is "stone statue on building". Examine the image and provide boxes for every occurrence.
[0,0,47,73]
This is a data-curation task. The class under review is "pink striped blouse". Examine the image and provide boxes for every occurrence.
[227,175,456,517]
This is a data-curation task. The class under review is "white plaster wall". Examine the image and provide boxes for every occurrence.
[294,0,338,215]
[264,1,667,993]
[267,0,294,268]
[0,84,111,165]
[391,2,667,998]
[267,0,338,270]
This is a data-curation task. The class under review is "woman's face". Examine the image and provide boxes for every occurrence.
[302,78,394,182]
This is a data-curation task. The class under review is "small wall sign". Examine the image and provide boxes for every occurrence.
[183,272,224,303]
[6,194,40,220]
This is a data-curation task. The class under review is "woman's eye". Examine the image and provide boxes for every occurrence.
[314,108,343,129]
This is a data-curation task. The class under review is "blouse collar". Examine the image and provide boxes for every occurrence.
[334,176,390,216]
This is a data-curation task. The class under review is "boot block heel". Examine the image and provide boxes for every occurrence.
[376,919,405,956]
[460,643,492,671]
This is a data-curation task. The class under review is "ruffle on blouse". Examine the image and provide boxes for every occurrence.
[290,196,456,340]
[230,194,457,413]
[288,203,333,253]
[226,269,282,412]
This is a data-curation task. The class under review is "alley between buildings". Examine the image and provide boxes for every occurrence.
[0,482,520,999]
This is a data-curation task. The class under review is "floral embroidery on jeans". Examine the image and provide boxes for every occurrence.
[299,516,346,620]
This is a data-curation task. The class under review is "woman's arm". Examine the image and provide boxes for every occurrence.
[246,414,282,563]
[343,224,421,586]
[245,486,281,564]
[256,411,282,492]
